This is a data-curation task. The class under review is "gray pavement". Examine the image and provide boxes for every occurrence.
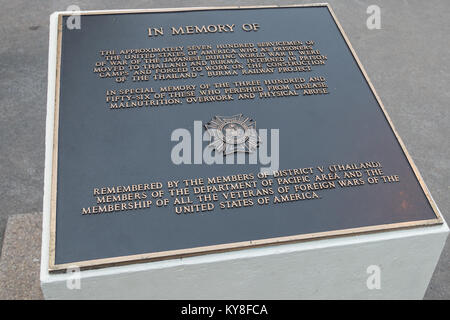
[0,0,448,299]
[0,213,43,300]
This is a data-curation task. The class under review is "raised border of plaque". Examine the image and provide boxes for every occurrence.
[47,3,444,273]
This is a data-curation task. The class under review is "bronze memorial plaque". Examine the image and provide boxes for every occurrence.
[48,4,443,271]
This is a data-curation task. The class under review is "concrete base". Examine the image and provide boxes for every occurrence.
[39,8,449,300]
[1,0,449,301]
[40,219,448,299]
[0,211,446,299]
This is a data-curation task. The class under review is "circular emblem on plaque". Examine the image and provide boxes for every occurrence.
[205,114,260,154]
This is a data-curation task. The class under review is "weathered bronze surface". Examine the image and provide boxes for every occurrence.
[49,4,442,271]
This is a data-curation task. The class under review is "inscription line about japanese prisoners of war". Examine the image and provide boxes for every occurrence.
[93,40,330,110]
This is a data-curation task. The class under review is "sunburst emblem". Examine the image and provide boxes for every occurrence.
[205,114,260,154]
